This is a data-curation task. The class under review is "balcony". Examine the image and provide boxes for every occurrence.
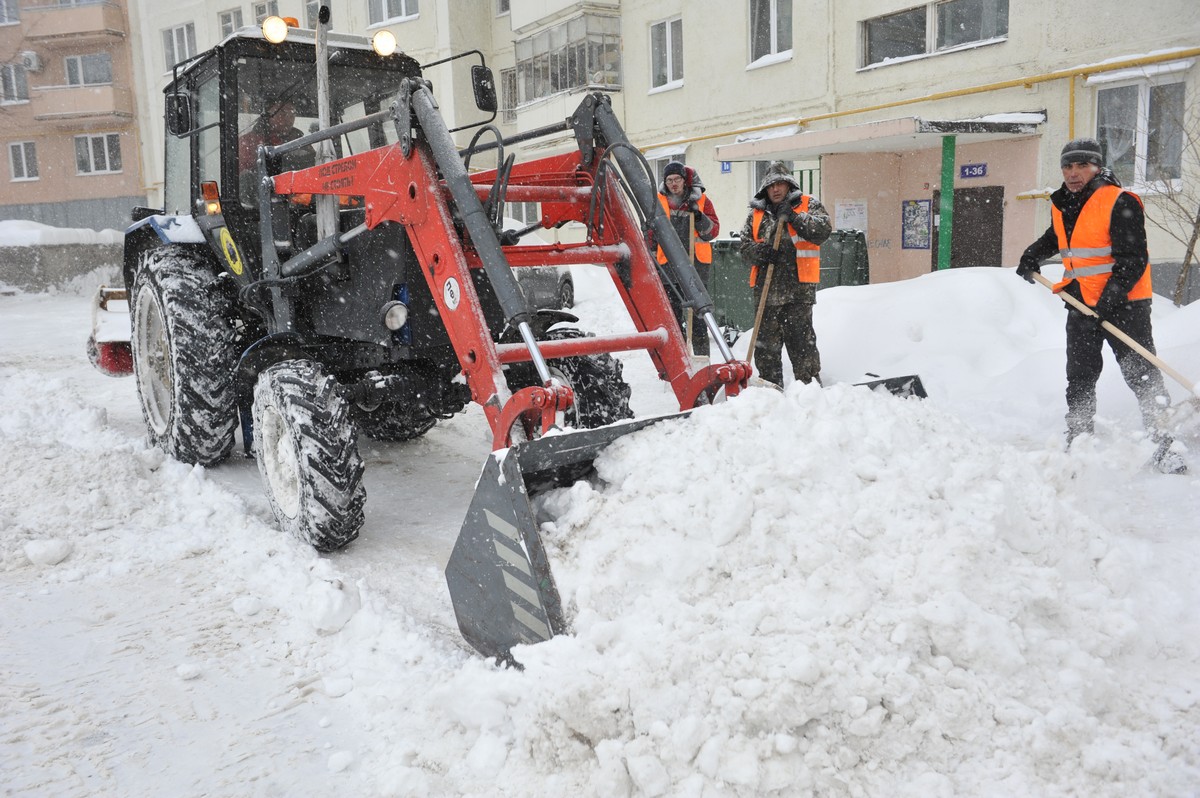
[23,1,126,47]
[31,83,134,126]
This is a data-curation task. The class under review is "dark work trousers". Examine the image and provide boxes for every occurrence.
[1064,300,1170,442]
[754,287,820,386]
[669,260,711,356]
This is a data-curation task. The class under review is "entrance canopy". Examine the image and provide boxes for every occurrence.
[714,112,1046,162]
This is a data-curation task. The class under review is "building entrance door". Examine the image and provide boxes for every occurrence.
[931,185,1005,269]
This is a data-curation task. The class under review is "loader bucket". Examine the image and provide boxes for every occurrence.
[445,415,681,661]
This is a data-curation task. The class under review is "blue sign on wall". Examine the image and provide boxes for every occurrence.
[720,161,732,174]
[959,163,987,179]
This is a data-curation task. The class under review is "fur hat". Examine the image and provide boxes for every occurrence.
[663,161,687,180]
[1060,138,1104,168]
[754,161,802,200]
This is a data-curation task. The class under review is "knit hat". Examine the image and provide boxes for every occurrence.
[1060,138,1104,168]
[754,160,802,200]
[663,161,687,180]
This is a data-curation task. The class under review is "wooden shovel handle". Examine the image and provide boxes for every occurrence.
[1032,272,1199,398]
[745,221,789,363]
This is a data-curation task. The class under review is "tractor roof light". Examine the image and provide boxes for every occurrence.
[262,15,293,44]
[372,30,397,57]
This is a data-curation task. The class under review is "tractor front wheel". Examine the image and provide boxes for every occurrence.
[252,360,365,552]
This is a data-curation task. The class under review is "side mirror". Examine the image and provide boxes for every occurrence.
[471,65,497,113]
[165,93,192,136]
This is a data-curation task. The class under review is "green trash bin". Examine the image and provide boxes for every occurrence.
[819,229,870,290]
[708,239,756,332]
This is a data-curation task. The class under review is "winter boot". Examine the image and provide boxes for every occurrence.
[1149,439,1189,475]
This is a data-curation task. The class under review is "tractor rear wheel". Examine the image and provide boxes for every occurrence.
[252,360,365,551]
[511,327,633,429]
[130,247,237,466]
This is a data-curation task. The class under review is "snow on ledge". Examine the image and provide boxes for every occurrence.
[0,220,124,247]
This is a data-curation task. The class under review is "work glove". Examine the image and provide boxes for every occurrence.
[1094,282,1126,320]
[1016,256,1041,283]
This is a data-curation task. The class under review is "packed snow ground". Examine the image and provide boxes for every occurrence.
[2,259,1199,797]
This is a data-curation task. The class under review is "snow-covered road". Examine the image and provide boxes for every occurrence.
[3,266,1199,796]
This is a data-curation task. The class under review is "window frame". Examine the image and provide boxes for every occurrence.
[65,52,113,87]
[74,132,123,175]
[252,1,279,24]
[0,0,18,25]
[0,63,28,104]
[162,23,198,71]
[496,0,510,15]
[859,0,1008,70]
[748,0,793,67]
[514,14,621,105]
[9,140,38,181]
[649,15,683,91]
[368,0,419,26]
[1096,75,1186,192]
[219,8,244,37]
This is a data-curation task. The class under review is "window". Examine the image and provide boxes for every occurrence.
[368,0,418,25]
[753,159,795,193]
[75,133,122,174]
[862,0,1007,67]
[650,155,686,185]
[219,9,243,37]
[306,0,319,28]
[1,64,28,103]
[1098,78,1185,188]
[54,0,104,5]
[515,14,620,104]
[749,0,792,63]
[505,201,539,226]
[500,68,517,122]
[0,0,18,24]
[253,1,279,23]
[936,0,1008,50]
[65,53,113,86]
[650,17,683,90]
[162,23,197,70]
[497,0,509,14]
[9,141,37,180]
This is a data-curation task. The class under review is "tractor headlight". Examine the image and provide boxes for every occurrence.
[381,301,409,331]
[372,30,398,57]
[262,15,290,44]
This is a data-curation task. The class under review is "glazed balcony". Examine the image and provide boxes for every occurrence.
[22,1,126,47]
[31,83,134,126]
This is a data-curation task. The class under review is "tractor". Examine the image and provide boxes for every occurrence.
[90,18,750,659]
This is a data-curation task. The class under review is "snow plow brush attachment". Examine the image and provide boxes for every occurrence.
[445,416,676,661]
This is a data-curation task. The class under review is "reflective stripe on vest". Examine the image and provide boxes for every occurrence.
[1050,184,1153,305]
[656,193,713,264]
[749,194,821,285]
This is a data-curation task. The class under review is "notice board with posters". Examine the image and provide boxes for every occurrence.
[901,199,931,250]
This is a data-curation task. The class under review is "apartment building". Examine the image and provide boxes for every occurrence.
[0,0,144,230]
[118,1,1200,286]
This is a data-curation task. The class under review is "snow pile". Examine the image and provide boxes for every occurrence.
[0,219,123,247]
[379,383,1198,796]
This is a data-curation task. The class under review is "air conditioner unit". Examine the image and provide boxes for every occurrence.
[20,51,42,73]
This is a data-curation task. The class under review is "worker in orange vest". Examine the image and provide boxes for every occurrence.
[737,161,831,387]
[650,161,720,357]
[1017,138,1185,474]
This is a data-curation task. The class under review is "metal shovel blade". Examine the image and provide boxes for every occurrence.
[445,415,681,660]
[855,374,928,399]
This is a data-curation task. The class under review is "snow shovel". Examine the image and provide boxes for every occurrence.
[742,223,786,390]
[1031,272,1200,410]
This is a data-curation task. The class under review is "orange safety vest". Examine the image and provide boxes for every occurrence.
[656,193,713,264]
[749,195,821,286]
[1051,184,1152,305]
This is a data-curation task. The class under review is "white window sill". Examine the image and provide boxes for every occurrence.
[10,176,39,183]
[858,36,1006,71]
[648,79,683,95]
[746,49,793,72]
[367,14,418,29]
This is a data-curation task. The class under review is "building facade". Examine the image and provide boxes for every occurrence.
[49,1,1200,289]
[1,0,145,230]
